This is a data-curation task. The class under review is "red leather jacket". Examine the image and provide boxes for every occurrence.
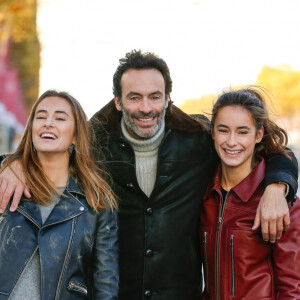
[200,158,300,300]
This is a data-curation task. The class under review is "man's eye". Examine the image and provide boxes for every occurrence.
[239,131,248,135]
[130,96,139,101]
[152,96,160,100]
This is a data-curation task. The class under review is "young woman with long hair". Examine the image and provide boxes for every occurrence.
[0,90,118,299]
[200,87,300,300]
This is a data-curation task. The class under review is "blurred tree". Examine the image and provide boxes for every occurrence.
[180,94,216,117]
[0,0,40,110]
[180,66,300,118]
[257,65,300,116]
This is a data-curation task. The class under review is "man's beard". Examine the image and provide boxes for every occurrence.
[121,105,166,139]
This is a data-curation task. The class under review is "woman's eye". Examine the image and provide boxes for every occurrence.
[36,116,46,119]
[218,129,227,133]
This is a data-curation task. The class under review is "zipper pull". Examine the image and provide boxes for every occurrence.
[203,232,207,243]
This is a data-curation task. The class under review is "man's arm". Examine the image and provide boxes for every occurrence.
[0,158,31,213]
[253,151,298,243]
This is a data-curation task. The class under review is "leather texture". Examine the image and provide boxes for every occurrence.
[0,177,119,300]
[90,100,298,300]
[200,159,300,300]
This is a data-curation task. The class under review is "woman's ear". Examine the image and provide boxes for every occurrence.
[211,128,215,140]
[255,127,264,143]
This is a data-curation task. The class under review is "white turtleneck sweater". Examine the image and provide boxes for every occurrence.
[121,119,165,197]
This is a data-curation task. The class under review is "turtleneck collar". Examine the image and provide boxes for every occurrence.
[121,118,165,153]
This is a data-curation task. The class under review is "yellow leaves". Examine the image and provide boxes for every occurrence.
[0,0,40,110]
[257,65,300,116]
[180,65,300,118]
[0,0,37,43]
[180,94,216,117]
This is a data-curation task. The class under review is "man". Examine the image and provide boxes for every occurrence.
[0,50,298,300]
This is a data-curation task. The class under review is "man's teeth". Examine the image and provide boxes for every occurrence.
[225,149,242,154]
[41,133,56,139]
[138,118,154,122]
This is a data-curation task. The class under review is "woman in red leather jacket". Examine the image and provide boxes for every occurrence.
[200,88,300,300]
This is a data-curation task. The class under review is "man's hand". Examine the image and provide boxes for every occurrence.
[252,183,290,243]
[0,160,31,213]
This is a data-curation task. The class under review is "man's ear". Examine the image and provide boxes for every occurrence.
[165,95,170,108]
[114,97,122,111]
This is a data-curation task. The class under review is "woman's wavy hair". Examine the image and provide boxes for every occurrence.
[211,87,290,159]
[3,90,117,211]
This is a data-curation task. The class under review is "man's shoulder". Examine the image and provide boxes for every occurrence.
[90,99,121,133]
[165,102,210,134]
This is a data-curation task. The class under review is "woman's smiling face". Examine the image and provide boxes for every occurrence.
[212,105,263,172]
[32,96,76,157]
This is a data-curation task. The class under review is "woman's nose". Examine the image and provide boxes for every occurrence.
[44,117,54,127]
[227,133,237,146]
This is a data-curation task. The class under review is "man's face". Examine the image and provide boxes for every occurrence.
[114,68,169,140]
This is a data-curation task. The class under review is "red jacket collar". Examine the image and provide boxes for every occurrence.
[203,158,266,203]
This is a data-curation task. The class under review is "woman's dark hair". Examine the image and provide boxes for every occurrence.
[113,49,173,99]
[211,87,290,158]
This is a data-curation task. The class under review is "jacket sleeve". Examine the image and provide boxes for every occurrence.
[92,208,119,300]
[264,150,298,203]
[272,198,300,299]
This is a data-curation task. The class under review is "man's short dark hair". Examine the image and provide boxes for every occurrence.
[113,50,173,99]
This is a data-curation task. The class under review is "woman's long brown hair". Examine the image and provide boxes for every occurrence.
[2,90,117,211]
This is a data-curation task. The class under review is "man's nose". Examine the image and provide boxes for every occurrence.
[139,98,152,114]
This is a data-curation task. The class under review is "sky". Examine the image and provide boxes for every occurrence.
[37,0,300,118]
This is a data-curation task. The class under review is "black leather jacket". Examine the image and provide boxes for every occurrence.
[90,100,298,300]
[0,177,119,300]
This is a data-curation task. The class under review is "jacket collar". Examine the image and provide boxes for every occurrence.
[203,158,265,203]
[90,99,209,137]
[17,177,88,228]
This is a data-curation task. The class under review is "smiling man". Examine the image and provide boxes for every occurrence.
[114,68,168,140]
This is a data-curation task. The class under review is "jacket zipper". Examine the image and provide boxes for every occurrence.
[0,215,5,225]
[216,190,229,300]
[230,234,235,296]
[203,232,209,293]
[68,281,88,295]
[54,218,76,299]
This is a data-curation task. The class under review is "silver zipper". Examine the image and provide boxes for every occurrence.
[230,234,235,296]
[0,215,5,225]
[203,232,209,293]
[216,190,229,300]
[54,218,76,299]
[68,281,88,295]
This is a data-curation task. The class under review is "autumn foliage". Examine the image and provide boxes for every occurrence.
[0,0,40,110]
[180,65,300,118]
